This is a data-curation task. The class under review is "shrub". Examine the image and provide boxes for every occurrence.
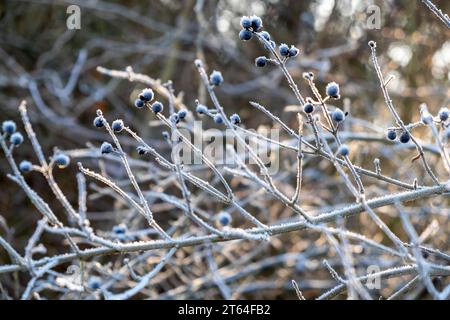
[1,3,449,301]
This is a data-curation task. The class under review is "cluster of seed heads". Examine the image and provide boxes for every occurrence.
[2,120,70,172]
[2,120,23,147]
[239,15,299,70]
[302,81,341,116]
[278,43,299,58]
[385,106,450,144]
[96,87,190,156]
[238,15,263,41]
[169,109,188,126]
[238,16,346,129]
[133,88,165,114]
[237,16,349,156]
[134,88,154,108]
[386,129,410,144]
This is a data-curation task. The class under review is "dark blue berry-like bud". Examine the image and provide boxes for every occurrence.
[10,132,23,146]
[331,108,345,122]
[134,99,145,109]
[439,108,449,122]
[250,15,263,31]
[240,16,252,29]
[338,144,349,156]
[387,130,397,141]
[151,101,163,113]
[288,45,299,57]
[239,29,253,41]
[209,70,223,86]
[260,31,271,41]
[177,109,188,120]
[399,131,410,143]
[19,160,32,173]
[2,120,16,135]
[279,43,290,57]
[230,113,241,125]
[112,223,127,234]
[134,98,145,108]
[303,103,314,114]
[214,114,223,124]
[139,88,154,102]
[100,142,113,154]
[93,116,104,128]
[170,113,180,124]
[55,153,70,168]
[112,119,124,132]
[136,146,147,155]
[88,277,102,290]
[255,56,267,67]
[218,212,232,226]
[326,82,340,98]
[196,104,208,114]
